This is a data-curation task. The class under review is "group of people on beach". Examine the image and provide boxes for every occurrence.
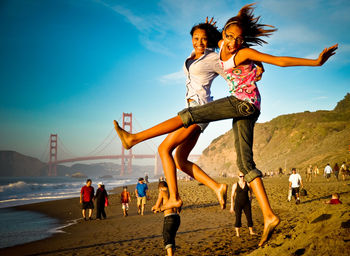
[304,162,349,182]
[80,179,109,221]
[113,3,337,255]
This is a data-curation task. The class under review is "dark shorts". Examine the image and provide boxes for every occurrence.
[291,187,300,196]
[163,214,180,250]
[326,173,331,178]
[82,201,94,209]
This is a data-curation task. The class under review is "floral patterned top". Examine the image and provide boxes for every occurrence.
[219,43,261,110]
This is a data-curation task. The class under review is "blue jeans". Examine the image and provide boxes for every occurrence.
[178,96,262,182]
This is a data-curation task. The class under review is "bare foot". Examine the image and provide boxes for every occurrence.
[216,184,228,209]
[236,233,240,237]
[160,198,183,212]
[113,120,133,149]
[250,232,257,235]
[258,216,280,247]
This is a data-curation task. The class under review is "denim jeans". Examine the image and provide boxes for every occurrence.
[178,95,262,182]
[163,214,180,250]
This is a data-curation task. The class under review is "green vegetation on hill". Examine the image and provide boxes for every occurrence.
[198,93,350,175]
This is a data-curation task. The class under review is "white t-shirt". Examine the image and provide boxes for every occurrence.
[324,165,332,174]
[289,173,302,188]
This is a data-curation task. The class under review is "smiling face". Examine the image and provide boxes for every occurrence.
[192,28,208,59]
[223,24,244,54]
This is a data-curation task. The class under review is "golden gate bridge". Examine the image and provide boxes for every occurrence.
[41,113,200,176]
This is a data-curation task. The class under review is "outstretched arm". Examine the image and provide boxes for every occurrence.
[236,44,338,67]
[152,191,163,213]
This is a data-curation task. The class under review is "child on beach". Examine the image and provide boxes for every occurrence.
[121,186,131,217]
[114,3,337,246]
[325,193,342,204]
[230,172,256,237]
[152,181,180,256]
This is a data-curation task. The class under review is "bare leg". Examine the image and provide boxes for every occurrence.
[174,127,227,209]
[167,247,174,256]
[249,227,256,235]
[137,203,141,215]
[82,209,86,219]
[141,203,145,215]
[250,177,280,247]
[114,116,184,149]
[158,126,227,211]
[88,209,93,219]
[235,227,240,237]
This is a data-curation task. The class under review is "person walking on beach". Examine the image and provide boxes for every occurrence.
[230,172,256,237]
[340,162,348,181]
[306,165,313,182]
[80,179,95,221]
[95,182,108,220]
[289,168,303,204]
[314,165,319,177]
[113,4,336,246]
[135,177,149,215]
[121,186,131,217]
[324,163,332,181]
[152,181,180,256]
[333,163,340,181]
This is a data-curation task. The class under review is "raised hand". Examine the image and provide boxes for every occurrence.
[317,44,338,66]
[205,16,217,27]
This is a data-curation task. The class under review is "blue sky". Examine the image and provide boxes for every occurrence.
[0,0,349,162]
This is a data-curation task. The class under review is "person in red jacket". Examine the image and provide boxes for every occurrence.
[80,179,95,221]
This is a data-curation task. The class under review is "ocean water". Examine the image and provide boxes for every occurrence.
[0,176,152,249]
[0,208,60,248]
[0,176,137,208]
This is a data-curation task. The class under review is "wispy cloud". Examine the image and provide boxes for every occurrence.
[158,70,184,85]
[313,96,328,100]
[96,0,174,55]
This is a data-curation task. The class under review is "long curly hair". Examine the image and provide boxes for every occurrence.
[223,3,277,47]
[190,23,221,49]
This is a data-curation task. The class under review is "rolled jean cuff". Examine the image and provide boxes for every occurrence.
[245,169,263,183]
[165,244,174,250]
[178,108,193,128]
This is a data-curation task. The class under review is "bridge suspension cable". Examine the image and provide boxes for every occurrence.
[39,137,50,162]
[57,136,77,159]
[85,116,122,156]
[133,117,157,154]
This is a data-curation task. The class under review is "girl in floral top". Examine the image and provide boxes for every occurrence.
[114,3,337,247]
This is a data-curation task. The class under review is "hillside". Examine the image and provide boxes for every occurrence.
[197,93,350,175]
[0,151,47,176]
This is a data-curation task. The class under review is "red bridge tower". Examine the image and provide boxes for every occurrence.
[121,113,132,176]
[48,134,57,176]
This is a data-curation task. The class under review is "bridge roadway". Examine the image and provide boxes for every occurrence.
[53,154,201,164]
[53,154,155,164]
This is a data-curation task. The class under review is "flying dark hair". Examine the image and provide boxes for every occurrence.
[190,23,221,49]
[223,3,277,47]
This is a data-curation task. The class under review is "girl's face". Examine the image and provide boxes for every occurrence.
[223,24,244,54]
[192,28,208,58]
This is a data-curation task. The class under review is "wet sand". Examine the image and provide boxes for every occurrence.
[0,175,349,256]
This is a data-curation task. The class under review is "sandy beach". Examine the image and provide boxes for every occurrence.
[0,175,349,256]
